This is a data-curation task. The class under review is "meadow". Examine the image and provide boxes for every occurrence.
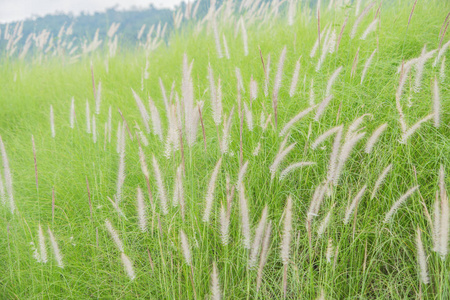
[0,0,449,298]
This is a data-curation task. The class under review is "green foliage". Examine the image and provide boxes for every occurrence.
[0,0,449,299]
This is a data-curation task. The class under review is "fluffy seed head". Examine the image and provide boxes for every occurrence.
[121,253,136,280]
[48,227,64,268]
[280,195,293,265]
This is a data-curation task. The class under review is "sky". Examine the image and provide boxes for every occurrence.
[0,0,184,23]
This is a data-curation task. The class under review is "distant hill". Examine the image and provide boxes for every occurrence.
[0,0,223,46]
[0,0,321,58]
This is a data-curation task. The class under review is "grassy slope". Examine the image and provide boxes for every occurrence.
[0,0,449,298]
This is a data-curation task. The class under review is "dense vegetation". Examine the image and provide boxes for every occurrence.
[0,0,449,299]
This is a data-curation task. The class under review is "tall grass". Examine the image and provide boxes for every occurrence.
[0,0,449,298]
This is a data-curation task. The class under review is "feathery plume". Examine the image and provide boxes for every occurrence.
[326,126,343,184]
[279,162,316,181]
[314,94,334,121]
[414,46,436,93]
[438,165,448,258]
[288,0,296,26]
[220,108,234,154]
[400,114,434,144]
[50,105,55,138]
[235,67,245,93]
[115,124,126,204]
[343,185,367,224]
[222,34,230,59]
[256,221,272,292]
[326,66,342,96]
[316,29,336,72]
[433,190,441,252]
[307,184,327,226]
[416,227,429,284]
[279,106,315,137]
[203,157,223,223]
[38,224,47,263]
[355,0,361,15]
[108,196,127,220]
[220,204,230,245]
[440,56,446,82]
[433,77,440,128]
[289,57,301,97]
[253,142,261,157]
[48,227,64,268]
[148,97,163,141]
[280,195,293,265]
[210,66,223,127]
[236,160,249,191]
[345,113,371,137]
[136,186,147,232]
[317,205,334,237]
[243,102,253,131]
[360,49,377,84]
[396,62,413,133]
[311,125,341,149]
[433,40,450,68]
[212,17,222,58]
[70,97,75,129]
[0,136,15,213]
[95,81,102,114]
[350,2,375,39]
[384,186,419,223]
[272,46,287,128]
[239,183,251,249]
[309,79,315,106]
[350,47,360,79]
[182,54,200,147]
[208,65,217,120]
[173,164,184,211]
[365,123,387,153]
[105,219,124,252]
[316,289,326,300]
[0,171,5,205]
[211,262,222,300]
[86,100,91,133]
[336,17,348,52]
[270,142,296,180]
[180,229,192,266]
[121,253,136,280]
[249,206,268,269]
[281,195,293,298]
[333,132,366,185]
[326,238,334,263]
[152,155,168,215]
[360,18,378,40]
[371,164,393,199]
[250,77,258,102]
[132,89,150,133]
[310,35,319,58]
[138,145,149,179]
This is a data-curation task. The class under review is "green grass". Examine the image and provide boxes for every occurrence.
[1,0,450,298]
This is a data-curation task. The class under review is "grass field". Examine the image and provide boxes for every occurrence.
[1,0,450,298]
